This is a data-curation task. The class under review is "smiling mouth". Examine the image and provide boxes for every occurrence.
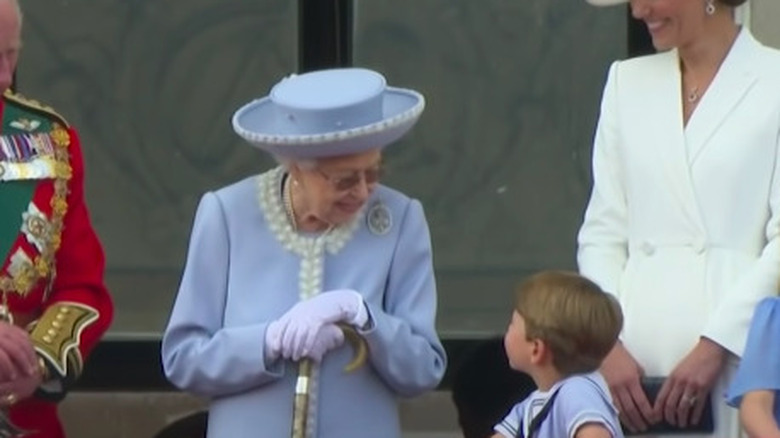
[646,21,665,32]
[338,202,362,214]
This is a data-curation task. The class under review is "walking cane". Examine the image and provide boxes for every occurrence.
[291,323,368,438]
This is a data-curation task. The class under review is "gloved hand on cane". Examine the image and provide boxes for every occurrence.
[266,289,368,362]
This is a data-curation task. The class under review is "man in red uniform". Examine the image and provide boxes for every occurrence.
[0,0,114,435]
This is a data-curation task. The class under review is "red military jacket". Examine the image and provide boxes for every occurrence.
[0,90,113,437]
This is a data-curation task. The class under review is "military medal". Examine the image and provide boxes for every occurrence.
[0,293,12,325]
[9,118,40,132]
[0,306,12,325]
[0,132,55,162]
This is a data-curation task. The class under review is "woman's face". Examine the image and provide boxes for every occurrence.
[630,0,711,51]
[292,148,383,226]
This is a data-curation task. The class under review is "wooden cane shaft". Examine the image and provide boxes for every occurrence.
[291,359,313,438]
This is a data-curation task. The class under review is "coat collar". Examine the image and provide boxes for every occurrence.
[645,51,704,233]
[683,27,761,163]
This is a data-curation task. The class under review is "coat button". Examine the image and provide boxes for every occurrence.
[641,241,655,256]
[693,239,706,254]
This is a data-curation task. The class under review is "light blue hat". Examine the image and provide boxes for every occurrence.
[232,68,425,159]
[586,0,627,5]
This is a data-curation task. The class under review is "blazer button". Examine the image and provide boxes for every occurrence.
[693,240,706,254]
[641,242,655,256]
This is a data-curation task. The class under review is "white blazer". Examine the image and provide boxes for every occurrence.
[578,28,780,371]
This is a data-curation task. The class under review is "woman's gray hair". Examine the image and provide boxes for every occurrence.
[273,155,318,171]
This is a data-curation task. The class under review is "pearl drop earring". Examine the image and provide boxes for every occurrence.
[705,0,716,15]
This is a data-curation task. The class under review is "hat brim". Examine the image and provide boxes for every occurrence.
[586,0,627,5]
[232,87,424,159]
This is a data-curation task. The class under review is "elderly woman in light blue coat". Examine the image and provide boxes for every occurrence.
[161,68,447,438]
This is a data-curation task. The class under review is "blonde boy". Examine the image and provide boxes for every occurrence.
[493,271,624,438]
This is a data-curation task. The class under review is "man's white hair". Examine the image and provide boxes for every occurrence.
[1,0,22,24]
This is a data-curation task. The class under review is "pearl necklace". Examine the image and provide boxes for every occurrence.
[256,167,364,298]
[682,60,703,105]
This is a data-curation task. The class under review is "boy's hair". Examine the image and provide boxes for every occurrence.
[514,270,623,376]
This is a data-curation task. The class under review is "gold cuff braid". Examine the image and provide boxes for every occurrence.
[29,302,99,378]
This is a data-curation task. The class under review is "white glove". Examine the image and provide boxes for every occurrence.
[289,323,345,362]
[277,289,367,361]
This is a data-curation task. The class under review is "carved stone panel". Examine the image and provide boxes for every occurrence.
[354,0,626,334]
[15,0,625,336]
[16,0,296,334]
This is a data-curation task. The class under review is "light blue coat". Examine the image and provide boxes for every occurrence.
[161,169,446,438]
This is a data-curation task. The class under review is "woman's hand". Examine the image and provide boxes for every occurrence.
[285,289,365,326]
[279,322,345,362]
[600,341,656,433]
[653,337,725,427]
[273,289,366,360]
[266,317,348,364]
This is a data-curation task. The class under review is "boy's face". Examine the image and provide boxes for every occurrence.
[504,311,535,372]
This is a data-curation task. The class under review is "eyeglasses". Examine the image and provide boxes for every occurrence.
[315,165,384,192]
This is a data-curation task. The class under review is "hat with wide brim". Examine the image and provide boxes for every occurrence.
[232,68,425,159]
[586,0,627,5]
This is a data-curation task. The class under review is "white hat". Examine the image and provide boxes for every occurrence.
[232,68,425,159]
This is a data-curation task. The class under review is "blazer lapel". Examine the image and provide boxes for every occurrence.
[649,51,705,231]
[685,28,760,163]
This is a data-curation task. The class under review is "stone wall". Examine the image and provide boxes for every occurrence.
[17,0,624,339]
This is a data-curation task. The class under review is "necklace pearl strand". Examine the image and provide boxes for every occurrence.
[257,167,363,299]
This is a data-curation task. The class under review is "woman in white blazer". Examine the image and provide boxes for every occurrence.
[579,0,780,437]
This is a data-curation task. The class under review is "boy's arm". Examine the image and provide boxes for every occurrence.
[740,390,780,438]
[574,423,614,438]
